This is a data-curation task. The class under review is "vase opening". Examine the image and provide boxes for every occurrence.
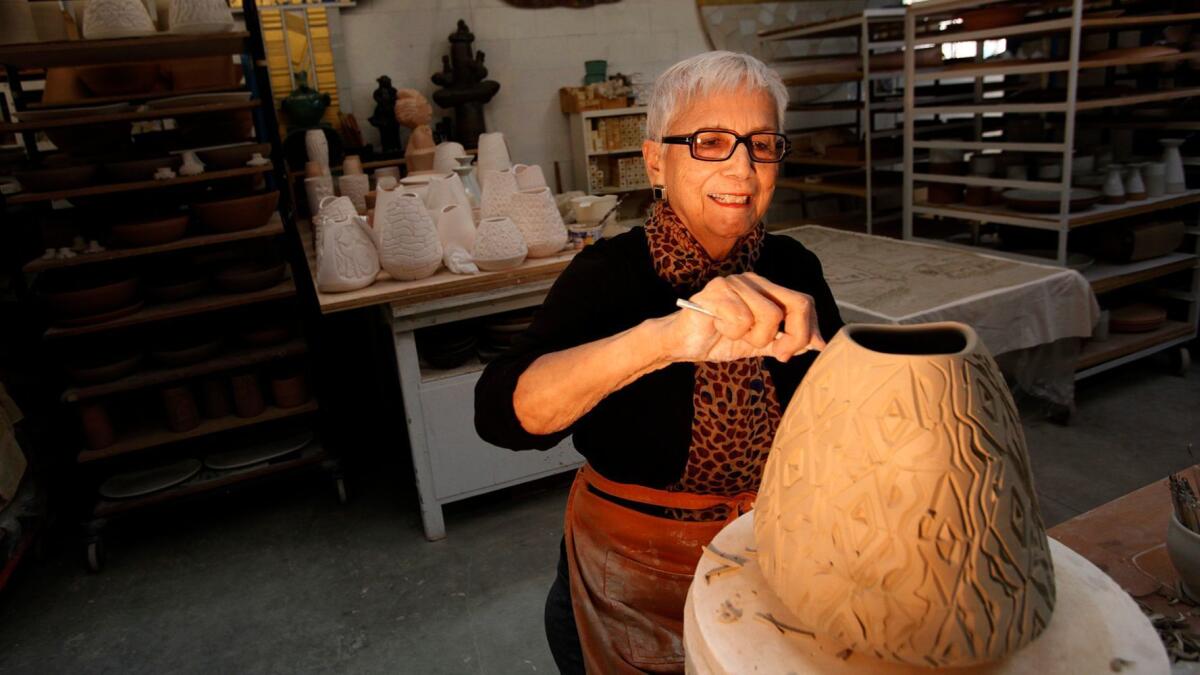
[845,323,971,356]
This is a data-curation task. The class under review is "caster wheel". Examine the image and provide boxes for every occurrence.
[85,540,104,573]
[335,477,348,505]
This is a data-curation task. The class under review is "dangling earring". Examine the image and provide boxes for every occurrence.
[652,184,667,201]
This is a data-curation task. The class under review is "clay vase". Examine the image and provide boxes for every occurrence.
[1145,161,1167,198]
[168,0,232,34]
[313,193,356,248]
[1168,513,1200,602]
[282,72,331,128]
[509,187,568,257]
[754,322,1055,668]
[80,402,115,451]
[161,385,200,432]
[433,141,466,173]
[1103,165,1126,204]
[425,172,472,215]
[0,1,37,45]
[338,173,370,214]
[200,377,231,419]
[1124,164,1147,201]
[373,188,443,281]
[305,129,330,176]
[83,0,156,39]
[316,196,380,293]
[476,132,512,189]
[270,369,309,409]
[230,371,265,418]
[513,163,547,191]
[343,155,364,176]
[437,204,476,255]
[480,167,519,219]
[1161,139,1187,193]
[474,216,528,271]
[304,175,335,217]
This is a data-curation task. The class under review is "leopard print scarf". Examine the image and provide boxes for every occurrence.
[644,201,782,501]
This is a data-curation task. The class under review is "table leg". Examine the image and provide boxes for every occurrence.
[389,322,446,541]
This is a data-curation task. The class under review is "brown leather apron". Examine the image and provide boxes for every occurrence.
[564,464,755,674]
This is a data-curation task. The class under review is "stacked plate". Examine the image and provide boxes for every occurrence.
[478,310,535,362]
[416,323,479,370]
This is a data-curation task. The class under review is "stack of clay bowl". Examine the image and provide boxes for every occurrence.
[39,271,142,326]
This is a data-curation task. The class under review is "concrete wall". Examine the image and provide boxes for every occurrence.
[339,0,710,191]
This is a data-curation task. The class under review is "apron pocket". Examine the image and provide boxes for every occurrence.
[602,548,692,667]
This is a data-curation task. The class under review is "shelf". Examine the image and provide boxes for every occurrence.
[25,85,246,111]
[78,401,319,463]
[786,154,905,169]
[0,99,258,134]
[915,18,1074,47]
[0,32,251,68]
[594,183,649,195]
[580,106,647,120]
[6,164,272,205]
[912,140,1066,153]
[24,216,284,273]
[92,443,327,518]
[1083,11,1200,30]
[421,356,486,385]
[776,177,901,199]
[44,278,296,339]
[63,338,308,403]
[913,172,1063,192]
[914,87,1200,116]
[1077,320,1194,372]
[912,190,1200,229]
[1085,253,1199,294]
[587,146,642,156]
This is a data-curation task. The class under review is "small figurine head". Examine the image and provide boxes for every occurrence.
[394,88,433,128]
[377,75,393,89]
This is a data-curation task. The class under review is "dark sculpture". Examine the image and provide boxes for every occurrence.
[431,20,500,150]
[369,75,401,156]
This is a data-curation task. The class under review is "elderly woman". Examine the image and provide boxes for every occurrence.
[475,51,843,673]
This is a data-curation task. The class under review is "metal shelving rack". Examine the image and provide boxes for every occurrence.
[0,4,341,571]
[901,0,1200,379]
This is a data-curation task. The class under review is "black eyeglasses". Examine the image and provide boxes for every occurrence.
[659,129,791,163]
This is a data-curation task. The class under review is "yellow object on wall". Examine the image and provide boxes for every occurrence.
[258,5,341,133]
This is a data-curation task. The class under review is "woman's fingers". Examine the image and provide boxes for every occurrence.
[726,276,784,348]
[693,278,754,341]
[740,272,827,355]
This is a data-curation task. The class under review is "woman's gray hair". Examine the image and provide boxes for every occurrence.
[645,51,789,141]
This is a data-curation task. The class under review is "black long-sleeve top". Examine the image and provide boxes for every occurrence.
[473,227,845,489]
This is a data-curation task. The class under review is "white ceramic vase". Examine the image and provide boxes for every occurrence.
[374,188,442,281]
[316,196,379,293]
[1124,164,1147,201]
[514,163,547,190]
[480,167,520,219]
[425,172,472,215]
[474,216,528,271]
[338,173,370,215]
[306,129,330,176]
[0,1,37,45]
[304,175,335,217]
[476,132,512,189]
[437,204,479,275]
[509,187,568,258]
[179,150,205,176]
[374,166,400,185]
[453,157,482,208]
[1145,161,1167,198]
[169,0,232,34]
[1103,165,1126,204]
[1161,139,1187,193]
[83,0,156,39]
[433,142,466,173]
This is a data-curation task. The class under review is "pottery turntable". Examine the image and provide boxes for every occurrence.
[684,323,1169,674]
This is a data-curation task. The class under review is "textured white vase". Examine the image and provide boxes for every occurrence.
[474,216,527,271]
[1161,139,1187,193]
[433,142,466,173]
[476,132,512,189]
[425,172,472,215]
[0,1,37,45]
[306,129,330,176]
[510,187,568,258]
[514,163,547,191]
[480,167,519,219]
[316,196,379,293]
[437,204,479,275]
[305,175,335,217]
[374,189,442,281]
[169,0,232,33]
[83,0,156,38]
[338,173,370,215]
[314,193,356,249]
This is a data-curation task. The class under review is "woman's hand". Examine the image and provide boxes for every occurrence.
[657,272,827,363]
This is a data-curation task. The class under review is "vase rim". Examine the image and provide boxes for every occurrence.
[1171,512,1200,543]
[842,321,978,358]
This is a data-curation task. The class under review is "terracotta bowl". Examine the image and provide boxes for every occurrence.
[238,320,293,346]
[212,261,286,294]
[193,191,279,233]
[162,57,242,92]
[110,214,190,248]
[63,351,144,384]
[151,334,223,367]
[42,275,139,320]
[103,156,182,184]
[269,367,310,409]
[77,63,161,97]
[144,270,208,303]
[958,5,1030,31]
[196,143,271,170]
[14,164,98,192]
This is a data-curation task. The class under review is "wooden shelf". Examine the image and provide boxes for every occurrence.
[915,87,1200,116]
[914,190,1200,230]
[78,401,319,463]
[0,100,258,133]
[24,216,283,273]
[777,176,903,199]
[0,32,251,68]
[1077,320,1194,371]
[1085,253,1199,294]
[915,18,1075,47]
[93,443,327,518]
[6,164,272,205]
[63,338,308,403]
[25,85,246,111]
[1083,11,1200,30]
[44,278,296,339]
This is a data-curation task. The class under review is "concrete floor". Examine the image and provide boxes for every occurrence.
[0,355,1197,674]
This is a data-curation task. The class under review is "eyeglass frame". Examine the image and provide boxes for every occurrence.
[658,128,792,164]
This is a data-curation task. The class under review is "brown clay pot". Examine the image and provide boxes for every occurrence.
[230,371,266,418]
[77,62,161,97]
[162,57,242,92]
[192,191,280,233]
[14,164,99,192]
[110,214,189,247]
[161,385,200,432]
[42,275,139,320]
[80,402,115,451]
[143,270,208,303]
[270,369,309,409]
[212,261,286,294]
[63,350,143,384]
[200,377,232,419]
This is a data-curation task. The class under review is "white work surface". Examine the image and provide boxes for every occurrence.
[778,226,1100,356]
